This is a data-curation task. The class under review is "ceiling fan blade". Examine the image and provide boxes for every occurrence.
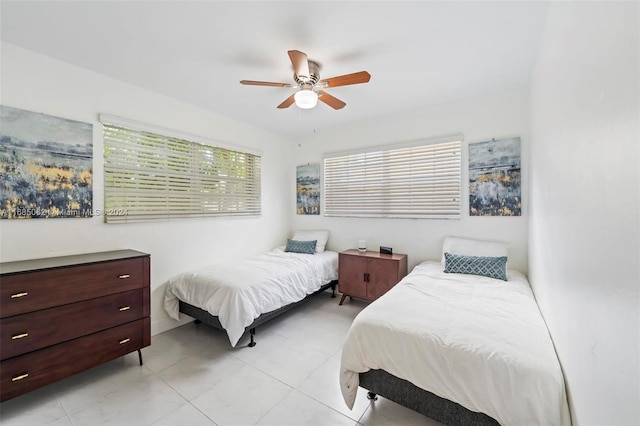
[277,94,296,109]
[240,80,291,87]
[318,90,346,110]
[288,50,310,80]
[319,71,371,88]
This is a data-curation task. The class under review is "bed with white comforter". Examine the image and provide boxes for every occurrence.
[165,247,338,346]
[340,260,570,426]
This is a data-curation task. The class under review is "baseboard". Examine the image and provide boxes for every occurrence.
[151,315,194,336]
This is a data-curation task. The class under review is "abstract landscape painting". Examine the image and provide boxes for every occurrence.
[0,105,93,219]
[296,163,320,215]
[469,137,521,216]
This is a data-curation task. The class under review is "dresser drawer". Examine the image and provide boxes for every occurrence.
[1,319,145,402]
[0,258,147,318]
[1,289,145,360]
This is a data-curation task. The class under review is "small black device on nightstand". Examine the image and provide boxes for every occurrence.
[380,246,393,255]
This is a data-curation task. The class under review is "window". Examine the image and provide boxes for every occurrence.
[101,115,261,223]
[323,136,461,219]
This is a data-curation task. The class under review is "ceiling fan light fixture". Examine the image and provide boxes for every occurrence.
[240,50,370,110]
[294,89,318,109]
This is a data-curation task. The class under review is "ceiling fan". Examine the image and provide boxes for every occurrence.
[240,50,371,110]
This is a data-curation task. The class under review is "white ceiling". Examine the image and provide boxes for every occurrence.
[1,1,549,137]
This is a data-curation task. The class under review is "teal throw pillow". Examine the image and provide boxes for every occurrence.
[285,239,317,254]
[444,252,508,281]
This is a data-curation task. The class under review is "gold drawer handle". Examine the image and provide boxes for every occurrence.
[10,292,28,299]
[119,306,131,312]
[11,333,29,340]
[118,274,130,279]
[119,338,130,344]
[12,373,28,382]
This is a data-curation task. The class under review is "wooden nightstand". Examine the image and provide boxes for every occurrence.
[338,250,408,305]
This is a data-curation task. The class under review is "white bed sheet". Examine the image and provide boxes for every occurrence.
[340,261,570,426]
[164,247,338,346]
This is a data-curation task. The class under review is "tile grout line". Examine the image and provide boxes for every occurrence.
[249,387,296,425]
[291,356,365,423]
[147,327,297,425]
[357,403,371,426]
[173,330,350,425]
[149,366,218,425]
[50,384,75,426]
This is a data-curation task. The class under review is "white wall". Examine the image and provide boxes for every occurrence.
[0,43,294,335]
[530,2,639,425]
[292,89,530,272]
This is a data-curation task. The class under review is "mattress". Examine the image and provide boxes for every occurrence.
[164,247,338,346]
[340,261,570,426]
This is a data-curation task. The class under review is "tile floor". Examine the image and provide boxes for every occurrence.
[0,292,443,426]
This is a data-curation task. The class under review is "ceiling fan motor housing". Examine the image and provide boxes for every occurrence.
[294,60,321,85]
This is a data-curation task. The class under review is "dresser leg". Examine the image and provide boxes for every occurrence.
[138,349,143,366]
[339,294,348,305]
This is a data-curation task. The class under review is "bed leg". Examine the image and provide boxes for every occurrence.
[248,328,257,347]
[367,392,378,401]
[331,282,337,298]
[194,319,201,325]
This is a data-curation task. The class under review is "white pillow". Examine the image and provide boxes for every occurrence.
[292,230,330,253]
[441,236,508,265]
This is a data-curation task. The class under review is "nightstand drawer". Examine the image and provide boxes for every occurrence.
[0,258,146,318]
[0,289,144,359]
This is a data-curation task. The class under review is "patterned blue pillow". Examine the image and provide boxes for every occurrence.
[285,239,317,254]
[444,252,508,281]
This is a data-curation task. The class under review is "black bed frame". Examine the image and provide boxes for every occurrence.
[360,369,500,426]
[178,280,337,347]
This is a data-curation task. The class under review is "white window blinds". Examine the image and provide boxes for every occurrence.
[324,137,462,219]
[102,116,261,223]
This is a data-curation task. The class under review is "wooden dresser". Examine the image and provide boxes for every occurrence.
[0,250,150,402]
[338,250,408,305]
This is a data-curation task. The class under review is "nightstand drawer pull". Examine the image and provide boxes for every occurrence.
[119,338,130,344]
[118,274,130,279]
[12,373,29,382]
[10,292,28,299]
[119,306,131,311]
[11,333,29,340]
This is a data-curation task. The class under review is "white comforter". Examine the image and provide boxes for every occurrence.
[164,248,338,346]
[340,261,570,426]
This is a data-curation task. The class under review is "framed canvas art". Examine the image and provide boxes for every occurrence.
[296,163,320,215]
[0,106,93,219]
[469,137,521,216]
